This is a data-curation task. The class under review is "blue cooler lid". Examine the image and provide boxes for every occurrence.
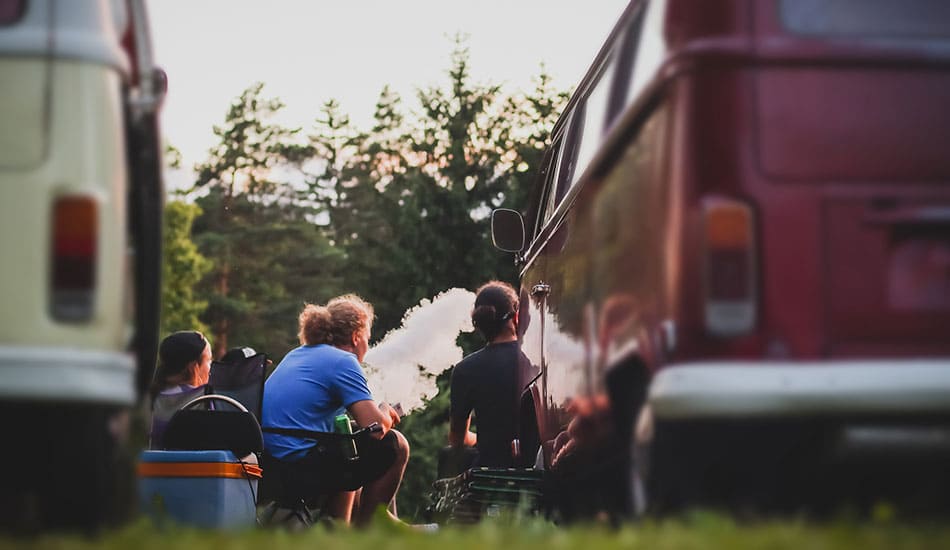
[140,449,239,463]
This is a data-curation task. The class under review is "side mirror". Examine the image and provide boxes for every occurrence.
[491,208,525,253]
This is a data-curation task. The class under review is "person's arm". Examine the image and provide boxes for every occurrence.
[448,413,477,447]
[335,354,397,439]
[448,364,477,447]
[348,399,399,439]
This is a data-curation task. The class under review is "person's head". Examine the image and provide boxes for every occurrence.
[298,294,375,362]
[149,330,212,399]
[472,281,519,343]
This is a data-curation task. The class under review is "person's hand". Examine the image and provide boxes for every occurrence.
[380,401,401,426]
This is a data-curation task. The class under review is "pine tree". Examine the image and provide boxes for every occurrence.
[191,83,338,359]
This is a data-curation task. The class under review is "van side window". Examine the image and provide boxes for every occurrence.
[569,55,615,191]
[625,0,667,109]
[540,112,581,228]
[609,2,647,119]
[526,143,559,240]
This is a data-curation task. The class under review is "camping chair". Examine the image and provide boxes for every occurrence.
[258,423,382,529]
[162,394,264,459]
[208,348,268,421]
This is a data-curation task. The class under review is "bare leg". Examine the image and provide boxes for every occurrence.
[354,429,409,526]
[328,490,356,524]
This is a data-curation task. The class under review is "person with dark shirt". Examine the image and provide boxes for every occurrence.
[449,281,527,468]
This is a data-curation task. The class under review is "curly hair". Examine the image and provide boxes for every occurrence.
[326,294,374,347]
[298,303,333,345]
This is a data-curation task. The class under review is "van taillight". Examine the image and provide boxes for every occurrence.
[703,197,756,336]
[51,196,98,321]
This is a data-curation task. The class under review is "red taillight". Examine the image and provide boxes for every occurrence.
[51,196,98,321]
[703,197,756,336]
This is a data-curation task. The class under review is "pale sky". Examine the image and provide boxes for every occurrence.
[146,1,630,189]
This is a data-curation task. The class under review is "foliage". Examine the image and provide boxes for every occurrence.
[190,82,340,360]
[160,200,211,337]
[9,515,950,550]
[308,38,566,338]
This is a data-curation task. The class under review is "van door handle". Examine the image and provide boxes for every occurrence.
[531,283,551,297]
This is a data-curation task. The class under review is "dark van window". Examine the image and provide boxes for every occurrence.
[780,0,950,38]
[527,143,560,239]
[540,118,576,228]
[0,0,25,25]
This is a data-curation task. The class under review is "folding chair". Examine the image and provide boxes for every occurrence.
[258,424,382,529]
[162,395,264,458]
[208,348,268,421]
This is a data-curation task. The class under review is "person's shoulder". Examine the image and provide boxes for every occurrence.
[454,347,487,372]
[290,344,342,358]
[323,347,362,373]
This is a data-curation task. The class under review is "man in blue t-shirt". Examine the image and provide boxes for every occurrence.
[262,295,407,526]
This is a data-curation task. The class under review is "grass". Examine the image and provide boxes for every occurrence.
[4,511,950,550]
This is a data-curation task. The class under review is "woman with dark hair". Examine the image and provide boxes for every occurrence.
[448,281,528,468]
[262,294,409,526]
[147,330,212,448]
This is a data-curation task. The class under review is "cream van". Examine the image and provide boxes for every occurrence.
[0,0,164,530]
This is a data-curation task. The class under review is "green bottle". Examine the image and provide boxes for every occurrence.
[335,414,358,460]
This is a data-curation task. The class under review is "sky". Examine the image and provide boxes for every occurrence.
[146,0,631,189]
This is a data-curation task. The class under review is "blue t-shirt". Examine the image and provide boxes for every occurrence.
[262,344,374,459]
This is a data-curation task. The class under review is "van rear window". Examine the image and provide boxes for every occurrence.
[780,0,950,39]
[0,0,24,25]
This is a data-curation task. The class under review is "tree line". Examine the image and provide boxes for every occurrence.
[159,42,568,519]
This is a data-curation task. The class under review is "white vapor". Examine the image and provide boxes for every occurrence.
[363,288,475,414]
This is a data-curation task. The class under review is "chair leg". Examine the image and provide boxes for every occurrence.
[292,500,314,527]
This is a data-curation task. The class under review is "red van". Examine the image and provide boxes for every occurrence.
[492,0,950,518]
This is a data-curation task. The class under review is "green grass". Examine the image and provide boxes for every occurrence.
[5,512,950,550]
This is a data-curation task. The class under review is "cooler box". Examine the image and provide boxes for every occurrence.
[137,450,261,529]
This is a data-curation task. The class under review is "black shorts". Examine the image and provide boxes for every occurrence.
[289,430,399,494]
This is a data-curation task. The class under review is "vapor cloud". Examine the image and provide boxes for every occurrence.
[363,288,476,413]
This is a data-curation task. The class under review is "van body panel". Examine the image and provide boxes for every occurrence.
[0,59,46,168]
[0,0,147,409]
[0,61,133,403]
[0,61,130,348]
[756,69,950,182]
[500,0,950,513]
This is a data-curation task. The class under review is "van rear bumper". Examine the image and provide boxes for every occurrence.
[649,359,950,419]
[0,346,135,406]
